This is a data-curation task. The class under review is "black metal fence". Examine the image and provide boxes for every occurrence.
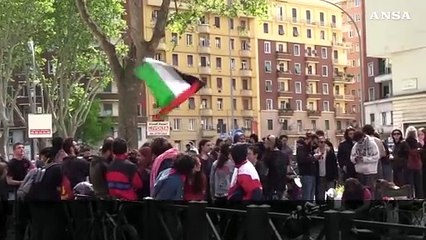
[3,200,426,240]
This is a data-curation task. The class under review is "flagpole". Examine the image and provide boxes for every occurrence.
[228,17,235,132]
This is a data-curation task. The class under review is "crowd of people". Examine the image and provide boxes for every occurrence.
[1,124,426,239]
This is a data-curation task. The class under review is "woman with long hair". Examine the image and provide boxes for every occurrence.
[184,154,207,201]
[138,146,152,198]
[150,138,179,194]
[342,178,371,218]
[210,143,234,201]
[198,139,214,199]
[51,137,67,163]
[418,128,426,195]
[405,126,423,198]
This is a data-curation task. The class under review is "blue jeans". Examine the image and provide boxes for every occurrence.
[301,175,316,201]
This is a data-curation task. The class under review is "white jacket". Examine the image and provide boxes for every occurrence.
[350,136,380,175]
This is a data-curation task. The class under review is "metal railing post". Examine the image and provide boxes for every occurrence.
[246,204,271,240]
[340,210,355,240]
[324,210,340,240]
[143,199,160,240]
[185,201,208,240]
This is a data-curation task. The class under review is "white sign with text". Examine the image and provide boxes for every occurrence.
[28,114,53,138]
[147,121,170,136]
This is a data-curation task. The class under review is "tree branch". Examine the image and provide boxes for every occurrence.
[149,0,171,47]
[75,0,123,79]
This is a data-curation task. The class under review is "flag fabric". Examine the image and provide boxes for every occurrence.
[134,58,204,116]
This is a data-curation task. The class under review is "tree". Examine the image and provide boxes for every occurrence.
[76,99,113,145]
[75,0,269,148]
[36,0,121,137]
[0,0,50,158]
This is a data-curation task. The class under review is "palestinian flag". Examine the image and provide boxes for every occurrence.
[134,58,204,116]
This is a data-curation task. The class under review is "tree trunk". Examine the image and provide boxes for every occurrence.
[0,126,9,160]
[117,64,142,149]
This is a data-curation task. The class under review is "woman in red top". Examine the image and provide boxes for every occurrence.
[184,155,207,201]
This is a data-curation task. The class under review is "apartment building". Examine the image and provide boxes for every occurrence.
[258,0,350,146]
[144,1,258,149]
[365,0,426,133]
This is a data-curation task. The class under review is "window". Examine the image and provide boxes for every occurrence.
[291,8,297,22]
[325,120,330,130]
[276,6,284,21]
[172,54,178,66]
[103,82,112,92]
[171,33,179,45]
[230,39,235,50]
[321,47,327,59]
[295,82,302,94]
[264,41,271,54]
[229,18,234,29]
[354,0,360,7]
[293,44,300,56]
[322,83,329,94]
[369,113,375,124]
[154,53,162,61]
[264,61,272,73]
[265,80,273,92]
[173,119,181,130]
[278,25,284,35]
[201,98,208,109]
[292,27,299,37]
[186,34,193,45]
[282,119,289,130]
[232,78,236,90]
[331,15,336,25]
[232,98,237,110]
[230,58,236,69]
[349,30,354,38]
[214,17,220,27]
[336,121,342,130]
[267,119,273,131]
[263,23,269,33]
[215,37,221,48]
[297,120,303,132]
[242,99,251,110]
[320,31,325,40]
[381,112,387,126]
[323,101,330,111]
[368,62,374,77]
[102,103,113,116]
[216,77,223,89]
[215,57,222,68]
[296,100,303,111]
[307,29,312,38]
[266,99,273,110]
[188,119,196,130]
[242,79,249,90]
[311,120,317,130]
[294,63,301,74]
[322,66,328,76]
[217,98,223,110]
[319,12,325,25]
[187,55,193,67]
[368,87,375,101]
[355,14,361,22]
[306,10,311,23]
[188,97,195,109]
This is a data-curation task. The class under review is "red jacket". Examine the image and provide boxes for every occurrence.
[184,173,207,201]
[106,154,143,201]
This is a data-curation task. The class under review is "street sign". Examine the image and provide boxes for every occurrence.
[28,114,52,138]
[147,121,170,136]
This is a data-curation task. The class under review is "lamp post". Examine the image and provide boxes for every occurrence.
[27,40,38,159]
[320,0,365,126]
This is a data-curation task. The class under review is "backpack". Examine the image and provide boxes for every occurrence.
[17,163,59,200]
[407,148,422,170]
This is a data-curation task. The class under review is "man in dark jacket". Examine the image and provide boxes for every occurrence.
[337,127,356,181]
[297,133,319,201]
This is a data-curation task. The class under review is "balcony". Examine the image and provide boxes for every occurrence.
[200,108,213,116]
[201,128,216,138]
[335,129,345,135]
[237,26,250,37]
[240,89,253,96]
[307,91,322,99]
[307,110,321,117]
[305,55,319,62]
[198,24,210,33]
[276,50,292,59]
[335,110,356,120]
[198,87,213,95]
[277,70,292,78]
[240,69,252,77]
[241,109,254,117]
[333,73,354,83]
[157,42,167,50]
[240,49,252,57]
[278,90,292,97]
[278,109,294,116]
[199,66,211,75]
[331,41,351,48]
[334,94,354,101]
[333,58,349,66]
[375,73,392,83]
[199,45,211,54]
